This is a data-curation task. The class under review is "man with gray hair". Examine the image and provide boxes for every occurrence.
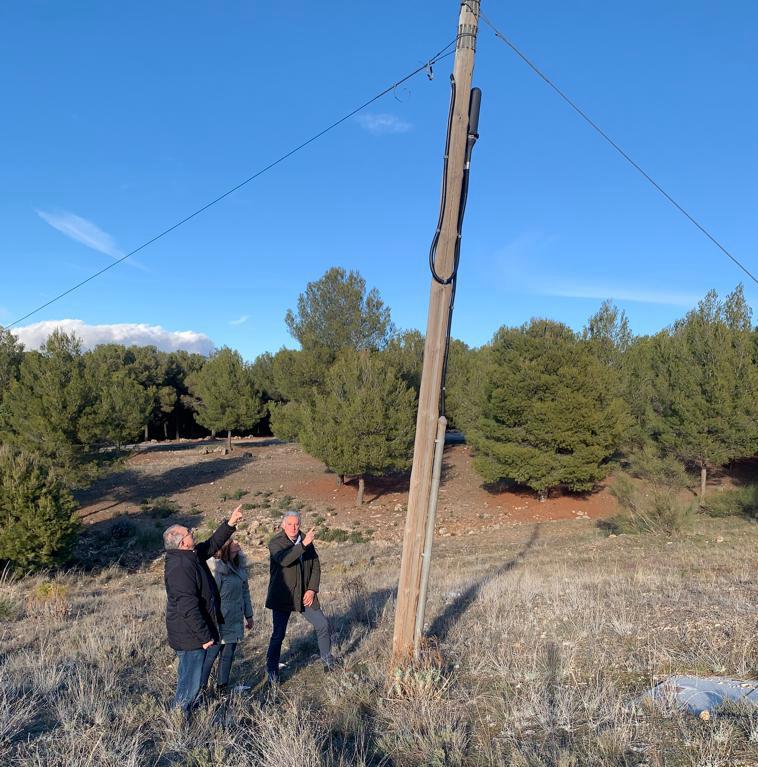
[265,510,333,684]
[163,504,243,717]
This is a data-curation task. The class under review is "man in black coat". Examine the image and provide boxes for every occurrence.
[265,510,333,684]
[163,504,243,716]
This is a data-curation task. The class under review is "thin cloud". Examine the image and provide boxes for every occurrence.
[355,113,412,135]
[37,210,147,270]
[545,283,700,307]
[13,319,214,355]
[229,315,249,326]
[496,232,698,307]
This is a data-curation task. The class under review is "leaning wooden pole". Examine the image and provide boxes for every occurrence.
[392,0,480,663]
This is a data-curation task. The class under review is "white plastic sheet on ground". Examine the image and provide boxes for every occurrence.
[642,675,758,719]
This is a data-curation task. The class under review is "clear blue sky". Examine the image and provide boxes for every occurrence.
[2,1,756,359]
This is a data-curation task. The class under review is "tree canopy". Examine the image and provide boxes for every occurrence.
[469,319,630,498]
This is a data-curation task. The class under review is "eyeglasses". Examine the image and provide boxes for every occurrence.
[181,528,197,543]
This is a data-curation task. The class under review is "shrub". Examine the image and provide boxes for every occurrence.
[0,597,19,622]
[608,474,695,535]
[110,518,136,540]
[0,446,78,571]
[318,527,349,543]
[135,528,163,551]
[704,486,758,520]
[140,496,179,518]
[27,581,70,619]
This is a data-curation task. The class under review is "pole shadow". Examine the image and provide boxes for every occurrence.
[427,524,540,643]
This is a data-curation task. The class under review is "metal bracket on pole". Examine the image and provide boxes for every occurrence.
[413,416,448,652]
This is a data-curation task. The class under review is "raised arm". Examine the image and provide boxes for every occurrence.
[269,534,305,567]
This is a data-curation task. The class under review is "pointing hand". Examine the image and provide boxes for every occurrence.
[229,505,243,527]
[303,528,315,547]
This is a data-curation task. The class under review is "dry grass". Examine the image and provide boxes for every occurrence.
[0,517,756,766]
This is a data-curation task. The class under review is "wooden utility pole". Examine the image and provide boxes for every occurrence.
[392,0,480,662]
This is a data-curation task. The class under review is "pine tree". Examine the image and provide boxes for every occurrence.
[285,267,394,359]
[300,351,416,504]
[0,445,78,570]
[189,348,265,449]
[89,370,154,450]
[0,326,24,423]
[469,319,628,499]
[1,330,94,485]
[652,286,758,500]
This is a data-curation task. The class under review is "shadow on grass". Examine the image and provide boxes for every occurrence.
[428,524,540,643]
[77,455,254,513]
[276,584,396,681]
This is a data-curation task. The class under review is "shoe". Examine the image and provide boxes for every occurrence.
[215,683,228,697]
[322,655,339,673]
[267,671,280,686]
[232,683,251,693]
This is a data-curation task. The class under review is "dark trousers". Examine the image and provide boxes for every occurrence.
[173,648,207,716]
[266,607,331,675]
[200,642,237,688]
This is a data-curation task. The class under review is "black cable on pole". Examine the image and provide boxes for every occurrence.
[429,76,481,416]
[7,40,461,329]
[469,3,757,286]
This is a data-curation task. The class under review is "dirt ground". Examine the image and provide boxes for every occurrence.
[75,437,620,564]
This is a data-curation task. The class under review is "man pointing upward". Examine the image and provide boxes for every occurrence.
[265,510,334,685]
[163,504,243,717]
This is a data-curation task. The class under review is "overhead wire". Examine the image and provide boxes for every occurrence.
[7,39,460,329]
[467,2,757,286]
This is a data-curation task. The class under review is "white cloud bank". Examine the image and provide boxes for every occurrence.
[13,320,214,355]
[355,113,412,135]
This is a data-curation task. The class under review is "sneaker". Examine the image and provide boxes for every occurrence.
[232,683,251,693]
[267,671,280,686]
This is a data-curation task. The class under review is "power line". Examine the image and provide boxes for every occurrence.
[8,40,459,329]
[469,3,757,286]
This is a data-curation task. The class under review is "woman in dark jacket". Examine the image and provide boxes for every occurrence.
[200,539,254,693]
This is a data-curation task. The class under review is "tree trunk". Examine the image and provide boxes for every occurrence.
[538,488,548,503]
[700,464,707,502]
[211,429,216,439]
[144,424,148,442]
[356,476,365,506]
[164,421,168,440]
[336,474,343,487]
[227,430,232,451]
[175,421,180,440]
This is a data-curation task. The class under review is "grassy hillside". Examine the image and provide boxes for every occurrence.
[0,516,756,766]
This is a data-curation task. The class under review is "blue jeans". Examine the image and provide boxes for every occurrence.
[200,642,237,688]
[173,648,207,716]
[266,607,331,676]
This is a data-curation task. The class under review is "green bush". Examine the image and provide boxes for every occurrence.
[220,489,249,501]
[135,528,163,551]
[608,473,696,535]
[140,496,179,518]
[0,596,19,621]
[704,486,758,520]
[319,527,349,543]
[0,446,79,570]
[110,518,136,540]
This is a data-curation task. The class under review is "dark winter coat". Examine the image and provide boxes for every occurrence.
[265,529,321,613]
[207,553,253,644]
[164,521,236,651]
